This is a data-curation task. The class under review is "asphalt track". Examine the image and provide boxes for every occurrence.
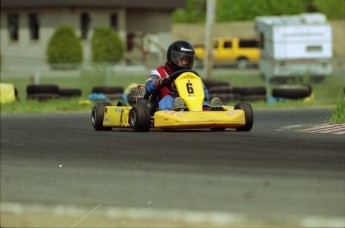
[1,108,344,227]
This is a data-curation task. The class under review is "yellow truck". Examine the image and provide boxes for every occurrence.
[194,37,260,69]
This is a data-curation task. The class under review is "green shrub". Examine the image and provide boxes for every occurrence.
[46,24,83,69]
[330,99,345,123]
[173,0,206,23]
[92,28,124,63]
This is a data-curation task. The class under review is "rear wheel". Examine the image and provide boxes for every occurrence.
[130,101,151,132]
[235,103,253,131]
[91,102,112,131]
[237,58,249,69]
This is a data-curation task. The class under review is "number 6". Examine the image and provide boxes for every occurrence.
[186,82,194,94]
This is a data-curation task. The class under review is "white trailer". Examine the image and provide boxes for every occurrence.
[255,13,333,80]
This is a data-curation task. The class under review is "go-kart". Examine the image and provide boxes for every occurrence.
[91,69,253,132]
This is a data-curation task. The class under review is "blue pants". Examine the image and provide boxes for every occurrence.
[158,95,209,111]
[158,95,175,110]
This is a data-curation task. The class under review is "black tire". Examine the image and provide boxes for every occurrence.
[91,86,124,94]
[240,95,267,102]
[104,93,123,100]
[202,79,229,89]
[209,93,240,103]
[26,84,60,95]
[27,94,61,101]
[208,86,233,94]
[59,88,82,97]
[232,86,266,96]
[14,87,20,100]
[130,101,151,132]
[235,103,253,131]
[272,85,312,99]
[91,102,112,131]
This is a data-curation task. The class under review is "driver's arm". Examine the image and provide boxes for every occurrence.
[145,74,160,94]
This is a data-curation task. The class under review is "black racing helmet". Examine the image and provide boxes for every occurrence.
[167,40,195,71]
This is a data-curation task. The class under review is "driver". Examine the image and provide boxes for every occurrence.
[145,40,223,111]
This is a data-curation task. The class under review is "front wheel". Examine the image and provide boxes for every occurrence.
[130,101,151,132]
[91,102,112,131]
[235,103,253,131]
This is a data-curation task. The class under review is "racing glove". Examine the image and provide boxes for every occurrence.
[158,78,171,88]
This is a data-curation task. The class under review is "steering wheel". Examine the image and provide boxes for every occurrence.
[166,69,200,93]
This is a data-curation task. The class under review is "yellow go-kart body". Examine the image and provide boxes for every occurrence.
[153,108,245,129]
[92,70,253,132]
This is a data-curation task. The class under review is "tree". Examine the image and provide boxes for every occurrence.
[172,0,344,23]
[172,0,207,23]
[216,0,306,21]
[91,28,124,63]
[313,0,345,19]
[46,24,83,69]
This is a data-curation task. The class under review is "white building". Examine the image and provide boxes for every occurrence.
[0,0,185,73]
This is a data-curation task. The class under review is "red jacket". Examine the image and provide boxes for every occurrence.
[151,63,175,100]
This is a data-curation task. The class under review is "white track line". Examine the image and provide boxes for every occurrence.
[296,124,345,135]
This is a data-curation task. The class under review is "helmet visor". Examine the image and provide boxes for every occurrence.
[170,50,194,69]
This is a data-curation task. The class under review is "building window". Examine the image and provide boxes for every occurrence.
[8,13,19,41]
[29,13,39,40]
[80,13,90,39]
[110,14,118,30]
